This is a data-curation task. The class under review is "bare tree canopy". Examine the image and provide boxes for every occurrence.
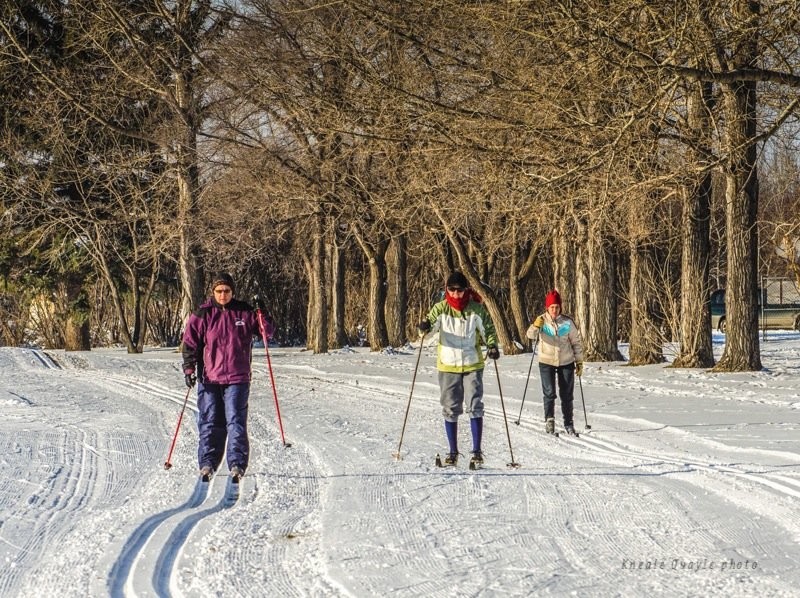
[3,0,800,370]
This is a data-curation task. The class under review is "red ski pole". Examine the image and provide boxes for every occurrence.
[164,385,193,470]
[257,308,291,447]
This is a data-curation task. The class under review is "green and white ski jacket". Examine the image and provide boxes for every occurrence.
[424,299,498,373]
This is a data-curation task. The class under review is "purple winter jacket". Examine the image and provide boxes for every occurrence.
[182,298,274,385]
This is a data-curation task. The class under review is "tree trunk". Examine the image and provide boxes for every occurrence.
[586,218,624,362]
[715,1,762,372]
[331,239,348,348]
[628,240,663,365]
[672,81,715,368]
[63,277,90,351]
[386,234,408,346]
[308,215,329,353]
[177,165,202,323]
[175,0,203,323]
[553,217,576,316]
[575,217,590,342]
[302,254,316,351]
[353,225,390,350]
[130,270,144,354]
[134,269,158,353]
[509,239,539,347]
[95,251,139,354]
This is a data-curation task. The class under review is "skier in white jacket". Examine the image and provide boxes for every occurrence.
[527,289,584,436]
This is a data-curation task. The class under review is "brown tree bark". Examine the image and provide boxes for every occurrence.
[575,217,591,343]
[63,277,91,351]
[386,234,408,346]
[585,214,624,362]
[554,217,577,316]
[509,237,541,347]
[304,213,329,354]
[714,1,762,372]
[672,83,715,368]
[628,240,663,365]
[353,224,391,350]
[331,237,349,348]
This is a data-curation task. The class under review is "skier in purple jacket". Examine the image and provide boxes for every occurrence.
[182,272,274,480]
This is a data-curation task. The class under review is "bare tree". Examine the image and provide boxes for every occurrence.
[672,79,715,368]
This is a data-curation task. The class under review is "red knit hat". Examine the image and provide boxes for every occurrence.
[545,289,562,308]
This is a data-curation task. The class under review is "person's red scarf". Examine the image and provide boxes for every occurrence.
[446,289,482,312]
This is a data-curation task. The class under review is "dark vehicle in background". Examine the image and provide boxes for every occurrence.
[710,281,800,333]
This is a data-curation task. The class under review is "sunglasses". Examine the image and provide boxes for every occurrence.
[447,286,466,292]
[214,288,233,294]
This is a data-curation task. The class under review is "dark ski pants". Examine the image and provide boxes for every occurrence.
[197,381,250,472]
[438,369,484,423]
[539,362,575,426]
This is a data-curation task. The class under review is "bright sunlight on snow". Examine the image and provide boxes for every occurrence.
[1,332,799,597]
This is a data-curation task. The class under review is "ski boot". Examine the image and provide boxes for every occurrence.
[436,452,459,467]
[545,418,556,434]
[199,465,214,482]
[469,451,484,470]
[564,424,579,437]
[230,465,245,483]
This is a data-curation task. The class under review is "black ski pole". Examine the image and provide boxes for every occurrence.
[514,339,538,425]
[164,385,193,470]
[393,333,426,460]
[493,358,521,468]
[578,372,591,430]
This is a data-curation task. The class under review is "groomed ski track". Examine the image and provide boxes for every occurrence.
[0,345,798,597]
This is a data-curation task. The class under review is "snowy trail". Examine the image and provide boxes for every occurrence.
[266,360,799,597]
[1,342,799,597]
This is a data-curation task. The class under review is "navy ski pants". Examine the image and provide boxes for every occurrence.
[539,362,575,426]
[197,381,250,471]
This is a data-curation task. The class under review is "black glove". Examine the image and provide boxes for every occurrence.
[486,345,500,360]
[418,320,431,333]
[253,294,266,311]
[184,371,196,388]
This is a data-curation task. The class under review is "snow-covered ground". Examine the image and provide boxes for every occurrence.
[1,332,799,597]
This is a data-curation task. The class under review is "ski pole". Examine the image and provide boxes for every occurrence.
[393,333,426,460]
[257,308,292,447]
[514,339,538,425]
[578,372,591,430]
[164,385,193,470]
[493,358,521,468]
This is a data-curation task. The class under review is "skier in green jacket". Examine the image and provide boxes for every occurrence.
[419,271,499,467]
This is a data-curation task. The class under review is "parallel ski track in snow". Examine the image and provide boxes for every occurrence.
[147,476,241,598]
[267,366,800,503]
[51,358,336,597]
[261,361,799,597]
[14,354,251,597]
[262,367,776,596]
[0,428,98,597]
[28,348,61,370]
[107,478,210,596]
[10,349,797,596]
[0,350,100,597]
[58,371,250,597]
